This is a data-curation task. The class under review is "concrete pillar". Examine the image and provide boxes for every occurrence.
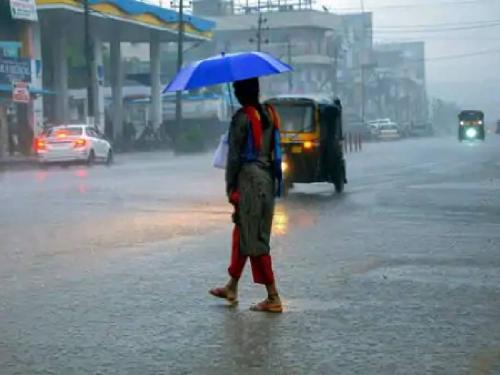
[92,34,105,132]
[29,23,44,136]
[149,34,162,130]
[52,30,69,124]
[0,106,7,158]
[110,37,123,142]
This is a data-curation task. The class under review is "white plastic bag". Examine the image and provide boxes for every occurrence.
[213,132,229,169]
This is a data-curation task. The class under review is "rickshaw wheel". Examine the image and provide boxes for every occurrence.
[334,179,344,194]
[331,161,345,194]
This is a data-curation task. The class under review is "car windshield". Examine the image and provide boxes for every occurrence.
[47,127,83,137]
[459,111,484,121]
[273,104,314,133]
[380,124,397,130]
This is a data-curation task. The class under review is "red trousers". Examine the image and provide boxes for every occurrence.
[228,225,275,285]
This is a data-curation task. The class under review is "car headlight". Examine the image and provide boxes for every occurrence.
[465,128,478,138]
[478,120,483,125]
[460,121,465,126]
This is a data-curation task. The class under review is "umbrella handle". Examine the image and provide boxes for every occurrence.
[226,82,235,115]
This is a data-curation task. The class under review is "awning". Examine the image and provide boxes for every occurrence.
[36,0,216,42]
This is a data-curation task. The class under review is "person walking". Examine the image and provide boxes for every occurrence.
[210,78,283,313]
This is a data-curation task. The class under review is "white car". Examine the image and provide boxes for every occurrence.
[368,119,401,140]
[378,123,401,140]
[36,125,113,165]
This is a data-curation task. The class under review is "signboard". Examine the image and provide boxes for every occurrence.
[12,82,30,103]
[9,0,38,21]
[0,57,31,84]
[0,42,21,58]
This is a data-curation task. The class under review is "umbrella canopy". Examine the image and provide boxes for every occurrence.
[164,51,292,93]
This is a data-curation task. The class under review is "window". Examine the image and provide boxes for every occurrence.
[47,127,83,137]
[86,128,99,138]
[273,104,315,133]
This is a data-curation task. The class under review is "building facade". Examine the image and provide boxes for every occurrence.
[337,12,374,123]
[372,41,428,127]
[0,0,44,157]
[193,0,345,99]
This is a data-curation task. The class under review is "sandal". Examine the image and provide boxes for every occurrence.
[209,287,238,304]
[250,297,283,313]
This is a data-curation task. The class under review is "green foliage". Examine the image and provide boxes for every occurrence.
[175,124,205,153]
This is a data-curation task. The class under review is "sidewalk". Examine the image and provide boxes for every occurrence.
[0,154,38,170]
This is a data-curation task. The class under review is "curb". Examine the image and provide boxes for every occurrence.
[0,158,38,171]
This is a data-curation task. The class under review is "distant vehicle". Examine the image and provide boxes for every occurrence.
[35,125,113,165]
[366,120,382,139]
[410,122,434,137]
[458,110,485,141]
[368,119,401,140]
[266,95,347,195]
[496,120,500,134]
[378,123,401,140]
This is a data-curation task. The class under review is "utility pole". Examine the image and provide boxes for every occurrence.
[361,64,366,125]
[360,0,366,125]
[332,36,340,100]
[257,12,263,52]
[175,0,184,136]
[287,36,292,92]
[250,11,268,52]
[84,0,94,125]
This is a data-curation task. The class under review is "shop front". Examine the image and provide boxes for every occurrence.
[0,0,45,157]
[0,56,33,156]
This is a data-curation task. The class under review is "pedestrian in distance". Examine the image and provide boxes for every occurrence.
[210,78,284,313]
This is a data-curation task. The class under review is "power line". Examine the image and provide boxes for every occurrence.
[332,0,484,12]
[375,19,500,30]
[427,48,500,62]
[376,36,500,41]
[375,22,500,33]
[407,48,500,63]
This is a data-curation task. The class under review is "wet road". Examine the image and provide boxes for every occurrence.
[1,137,500,374]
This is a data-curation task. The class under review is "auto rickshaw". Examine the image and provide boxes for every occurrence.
[458,110,485,141]
[266,95,347,196]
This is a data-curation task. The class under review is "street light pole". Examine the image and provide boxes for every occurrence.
[360,0,366,125]
[175,0,184,136]
[84,0,94,125]
[257,12,263,52]
[287,36,293,92]
[333,39,339,99]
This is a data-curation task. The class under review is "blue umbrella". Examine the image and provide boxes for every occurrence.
[163,51,292,93]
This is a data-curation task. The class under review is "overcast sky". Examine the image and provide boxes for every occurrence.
[319,0,500,119]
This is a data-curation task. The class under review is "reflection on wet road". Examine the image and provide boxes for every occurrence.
[1,137,500,374]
